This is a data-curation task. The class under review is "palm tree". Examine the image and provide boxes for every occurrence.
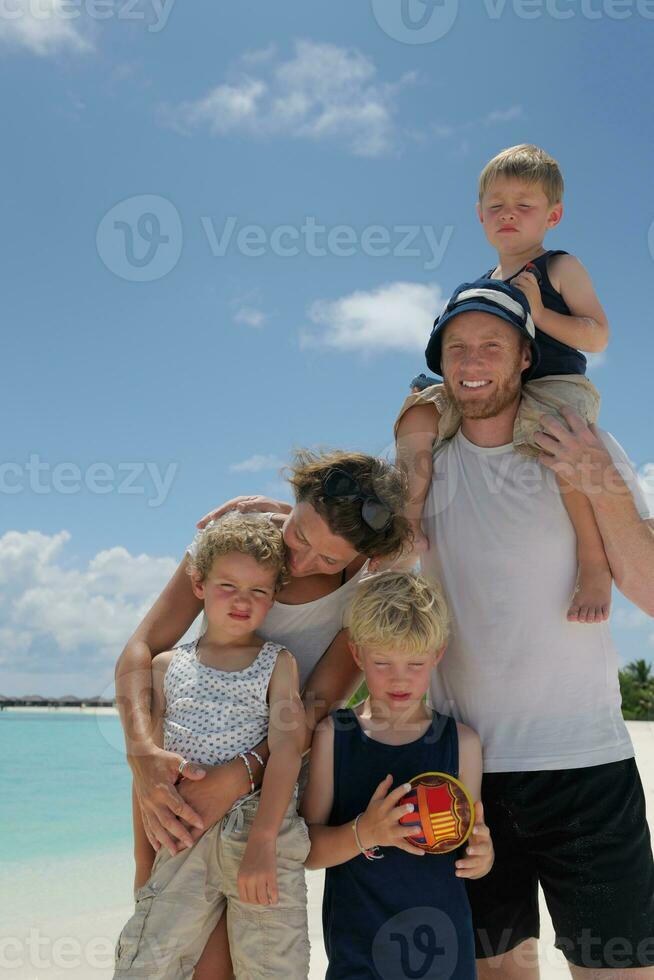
[619,658,654,720]
[624,659,653,686]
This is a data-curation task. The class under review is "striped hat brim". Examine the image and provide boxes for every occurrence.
[425,287,540,378]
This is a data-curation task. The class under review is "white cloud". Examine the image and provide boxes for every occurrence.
[430,105,524,140]
[301,281,444,354]
[0,530,177,672]
[234,306,266,328]
[483,106,523,126]
[0,0,91,56]
[240,43,277,66]
[169,39,414,158]
[229,454,283,474]
[612,606,651,630]
[185,78,266,132]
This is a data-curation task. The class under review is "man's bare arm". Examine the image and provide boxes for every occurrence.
[591,503,654,616]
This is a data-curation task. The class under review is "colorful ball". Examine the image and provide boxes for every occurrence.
[399,771,474,854]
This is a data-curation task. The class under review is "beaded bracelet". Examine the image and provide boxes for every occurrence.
[352,814,384,861]
[248,749,265,769]
[238,752,255,794]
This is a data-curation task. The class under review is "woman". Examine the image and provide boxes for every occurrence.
[116,448,411,978]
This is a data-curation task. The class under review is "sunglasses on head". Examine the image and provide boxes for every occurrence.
[321,467,393,532]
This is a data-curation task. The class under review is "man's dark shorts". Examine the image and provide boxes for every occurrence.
[466,757,654,969]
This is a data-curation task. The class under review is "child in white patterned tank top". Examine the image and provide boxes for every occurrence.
[114,514,311,980]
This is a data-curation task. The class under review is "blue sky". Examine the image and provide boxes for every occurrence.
[1,0,653,695]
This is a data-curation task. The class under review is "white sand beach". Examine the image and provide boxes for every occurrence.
[4,721,653,980]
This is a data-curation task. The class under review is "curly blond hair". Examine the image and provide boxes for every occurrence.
[187,513,289,592]
[479,144,564,205]
[349,570,449,655]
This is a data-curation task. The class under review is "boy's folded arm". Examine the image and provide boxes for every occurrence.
[538,254,609,353]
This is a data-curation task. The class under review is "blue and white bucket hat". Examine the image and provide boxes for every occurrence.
[425,277,540,379]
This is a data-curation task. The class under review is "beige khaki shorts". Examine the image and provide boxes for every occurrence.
[395,374,600,459]
[114,793,311,980]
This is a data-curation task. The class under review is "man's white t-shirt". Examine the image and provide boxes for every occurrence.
[421,429,651,773]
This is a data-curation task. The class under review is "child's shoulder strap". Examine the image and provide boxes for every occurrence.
[529,249,570,294]
[258,640,284,684]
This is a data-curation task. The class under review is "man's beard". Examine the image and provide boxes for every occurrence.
[444,357,524,420]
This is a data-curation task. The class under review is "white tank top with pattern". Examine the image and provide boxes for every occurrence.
[163,639,282,767]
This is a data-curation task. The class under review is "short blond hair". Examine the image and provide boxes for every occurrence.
[187,513,289,591]
[479,144,564,205]
[349,571,449,655]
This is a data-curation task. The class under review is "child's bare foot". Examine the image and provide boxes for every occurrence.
[567,561,612,624]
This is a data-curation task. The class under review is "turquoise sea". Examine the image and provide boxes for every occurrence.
[0,711,139,977]
[0,711,133,865]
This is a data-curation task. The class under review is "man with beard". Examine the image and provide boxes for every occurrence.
[394,279,654,978]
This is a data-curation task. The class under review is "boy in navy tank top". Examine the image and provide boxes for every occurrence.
[395,144,612,626]
[302,571,494,979]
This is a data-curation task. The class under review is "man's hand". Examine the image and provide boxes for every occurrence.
[534,408,628,498]
[238,838,279,906]
[178,759,247,841]
[455,802,494,879]
[130,746,205,855]
[196,496,292,529]
[510,269,544,322]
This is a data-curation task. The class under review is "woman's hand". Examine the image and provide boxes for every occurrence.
[237,837,279,906]
[178,758,249,840]
[358,774,425,856]
[196,496,292,529]
[130,746,206,854]
[455,802,494,879]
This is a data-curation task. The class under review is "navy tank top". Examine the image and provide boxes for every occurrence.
[323,708,476,979]
[484,249,587,379]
